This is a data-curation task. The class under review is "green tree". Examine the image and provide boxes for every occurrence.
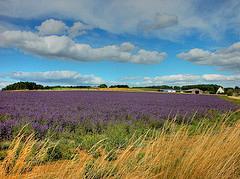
[2,82,44,91]
[98,84,108,88]
[226,89,234,96]
[109,85,129,88]
[173,86,181,90]
[181,84,220,94]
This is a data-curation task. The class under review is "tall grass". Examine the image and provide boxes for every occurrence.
[0,113,240,179]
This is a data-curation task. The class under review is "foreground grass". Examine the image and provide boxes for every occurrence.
[1,110,239,162]
[0,111,240,178]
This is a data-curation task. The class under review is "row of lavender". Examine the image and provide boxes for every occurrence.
[0,91,237,140]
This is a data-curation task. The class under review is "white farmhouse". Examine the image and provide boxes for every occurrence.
[216,87,225,94]
[159,89,176,93]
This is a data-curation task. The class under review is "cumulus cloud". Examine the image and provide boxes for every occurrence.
[119,42,135,52]
[0,30,166,64]
[123,74,240,86]
[177,42,240,72]
[68,22,94,38]
[1,0,239,40]
[202,74,240,82]
[140,74,201,86]
[36,19,93,37]
[36,19,68,35]
[9,71,104,85]
[1,72,239,88]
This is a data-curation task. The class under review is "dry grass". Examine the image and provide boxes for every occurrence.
[1,117,240,179]
[229,96,240,100]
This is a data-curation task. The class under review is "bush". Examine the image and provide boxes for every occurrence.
[46,139,76,161]
[226,89,234,96]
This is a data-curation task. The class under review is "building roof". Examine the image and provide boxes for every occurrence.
[216,87,225,93]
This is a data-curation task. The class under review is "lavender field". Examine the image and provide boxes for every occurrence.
[0,91,237,140]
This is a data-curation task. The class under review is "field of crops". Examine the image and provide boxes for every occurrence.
[0,91,237,140]
[0,91,240,178]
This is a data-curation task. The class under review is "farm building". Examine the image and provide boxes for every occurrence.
[216,87,225,94]
[184,88,203,94]
[159,89,176,93]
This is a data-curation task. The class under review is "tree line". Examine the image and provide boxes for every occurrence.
[1,82,92,91]
[2,82,239,96]
[2,82,44,91]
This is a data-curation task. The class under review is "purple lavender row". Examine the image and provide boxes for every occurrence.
[0,91,238,139]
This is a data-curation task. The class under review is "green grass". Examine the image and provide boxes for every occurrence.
[219,95,240,105]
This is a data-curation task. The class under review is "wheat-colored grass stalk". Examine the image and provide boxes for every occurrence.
[0,127,50,179]
[0,116,240,179]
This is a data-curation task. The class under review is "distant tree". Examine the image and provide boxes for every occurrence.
[69,86,91,89]
[109,85,129,88]
[42,85,91,89]
[235,86,240,96]
[181,84,220,94]
[143,85,174,89]
[98,84,108,88]
[2,82,44,91]
[173,86,181,90]
[158,85,173,89]
[226,88,234,96]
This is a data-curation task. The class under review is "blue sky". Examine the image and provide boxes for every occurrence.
[0,0,240,88]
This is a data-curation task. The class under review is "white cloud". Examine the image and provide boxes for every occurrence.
[0,25,7,33]
[0,20,20,32]
[0,24,11,33]
[68,22,94,38]
[9,71,104,85]
[140,74,201,86]
[1,0,239,40]
[177,42,240,72]
[36,19,68,35]
[119,42,135,52]
[202,74,240,82]
[0,30,166,64]
[0,81,11,89]
[1,72,239,88]
[36,19,94,37]
[123,74,240,87]
[140,13,178,31]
